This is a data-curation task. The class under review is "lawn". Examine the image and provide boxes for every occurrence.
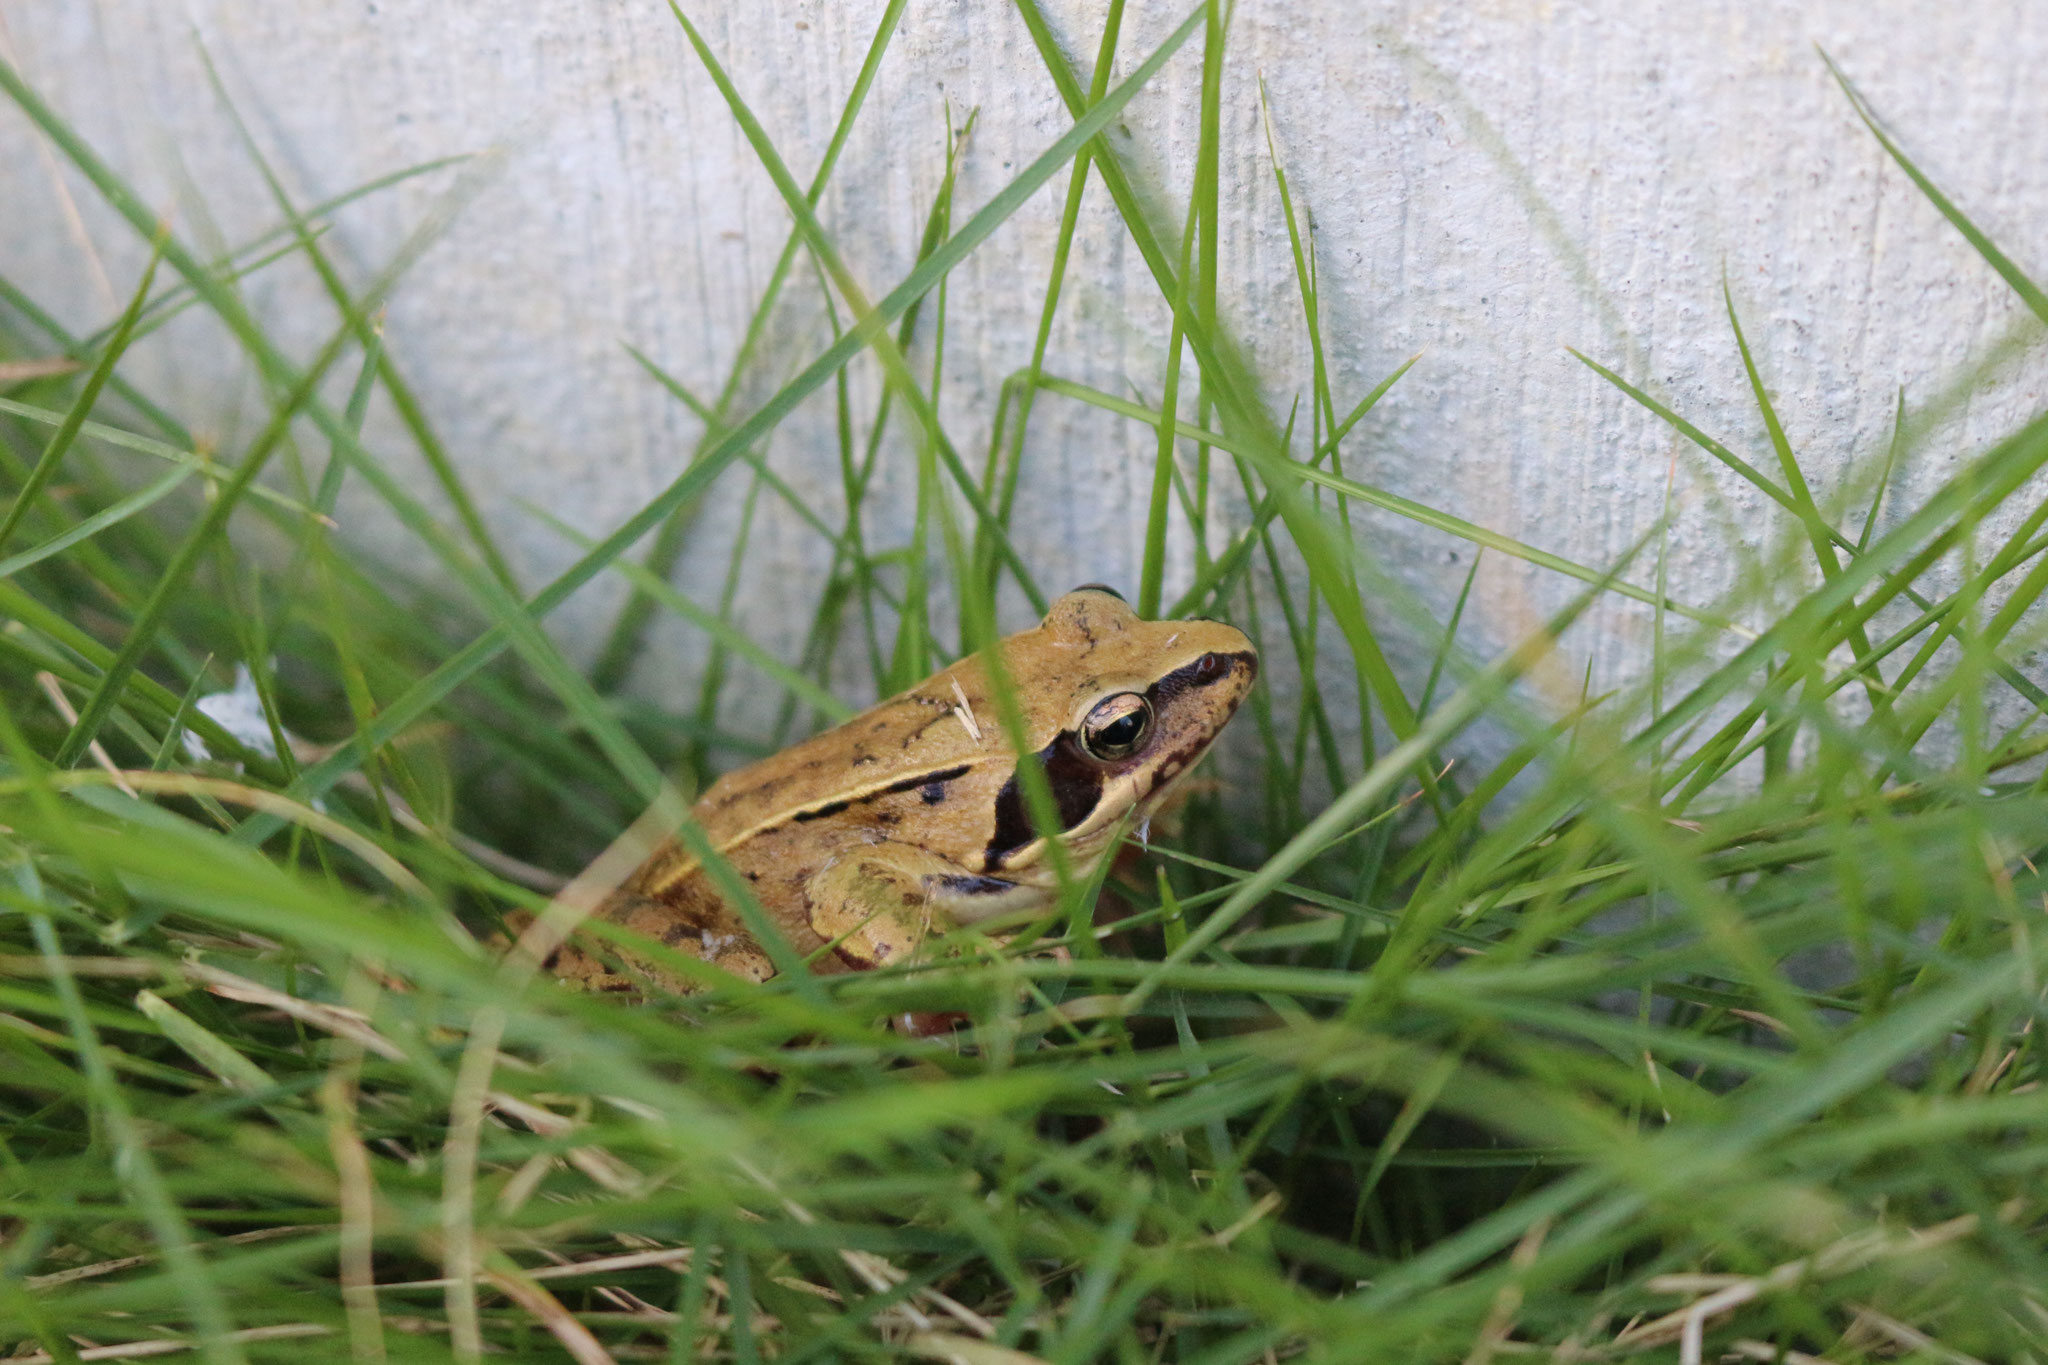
[2,7,2045,1362]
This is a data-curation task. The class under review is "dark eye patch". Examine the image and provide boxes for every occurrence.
[983,734,1103,869]
[1150,649,1256,707]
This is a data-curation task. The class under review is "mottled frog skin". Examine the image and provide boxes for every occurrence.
[549,586,1256,994]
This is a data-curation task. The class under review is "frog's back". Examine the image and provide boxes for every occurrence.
[690,656,1008,845]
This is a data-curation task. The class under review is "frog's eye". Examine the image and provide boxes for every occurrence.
[1081,693,1152,761]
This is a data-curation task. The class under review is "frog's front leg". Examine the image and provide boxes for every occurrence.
[806,844,1037,972]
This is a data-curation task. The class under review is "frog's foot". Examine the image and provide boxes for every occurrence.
[806,845,1027,972]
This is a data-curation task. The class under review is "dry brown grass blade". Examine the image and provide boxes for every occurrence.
[1618,1208,2009,1357]
[508,796,685,981]
[5,1323,330,1364]
[24,1226,320,1291]
[443,1006,505,1363]
[10,766,430,900]
[1462,1215,1551,1365]
[0,356,84,383]
[0,954,410,1062]
[322,972,389,1365]
[483,1090,646,1193]
[1724,1342,1837,1365]
[902,1333,1054,1365]
[375,1248,702,1295]
[731,1152,1002,1340]
[36,672,135,797]
[480,1258,622,1365]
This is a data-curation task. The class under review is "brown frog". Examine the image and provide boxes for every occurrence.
[547,586,1256,997]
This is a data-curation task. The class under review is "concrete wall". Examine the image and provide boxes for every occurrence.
[2,2,2043,724]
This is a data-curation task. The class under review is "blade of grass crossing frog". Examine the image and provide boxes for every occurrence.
[226,10,1206,841]
[359,454,818,995]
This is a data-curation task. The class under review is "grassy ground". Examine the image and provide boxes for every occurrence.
[4,6,2048,1362]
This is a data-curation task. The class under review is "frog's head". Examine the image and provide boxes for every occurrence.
[982,585,1257,877]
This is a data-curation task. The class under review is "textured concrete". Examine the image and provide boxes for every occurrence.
[1,2,2043,728]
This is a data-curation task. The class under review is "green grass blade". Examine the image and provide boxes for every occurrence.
[0,241,162,552]
[1823,48,2048,326]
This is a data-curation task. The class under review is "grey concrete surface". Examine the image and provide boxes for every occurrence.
[1,1,2043,730]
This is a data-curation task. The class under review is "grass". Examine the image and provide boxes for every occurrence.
[4,7,2048,1363]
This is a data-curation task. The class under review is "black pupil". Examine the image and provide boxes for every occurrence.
[1095,712,1145,750]
[1194,652,1221,680]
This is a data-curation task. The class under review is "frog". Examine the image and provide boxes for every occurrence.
[542,585,1257,1003]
